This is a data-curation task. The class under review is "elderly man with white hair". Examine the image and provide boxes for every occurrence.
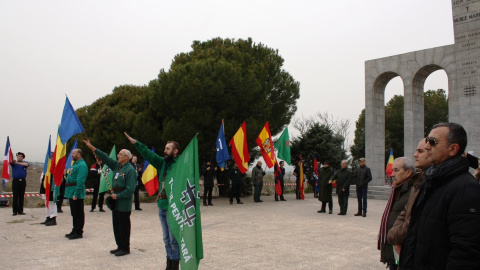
[378,157,416,270]
[83,140,136,257]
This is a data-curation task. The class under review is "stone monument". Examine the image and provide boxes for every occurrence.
[365,0,480,185]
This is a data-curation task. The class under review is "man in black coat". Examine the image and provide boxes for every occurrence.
[399,122,480,269]
[332,160,352,215]
[202,161,217,206]
[354,157,372,217]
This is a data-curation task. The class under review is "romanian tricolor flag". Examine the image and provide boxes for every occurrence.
[142,147,159,196]
[52,97,84,187]
[386,149,394,178]
[2,136,13,189]
[255,121,276,168]
[229,122,250,174]
[42,136,53,208]
[299,155,304,200]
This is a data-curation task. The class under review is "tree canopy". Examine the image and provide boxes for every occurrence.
[76,37,300,165]
[291,123,347,186]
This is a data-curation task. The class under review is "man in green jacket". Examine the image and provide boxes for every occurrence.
[124,132,181,270]
[331,160,353,215]
[64,149,88,240]
[251,161,265,203]
[83,140,136,257]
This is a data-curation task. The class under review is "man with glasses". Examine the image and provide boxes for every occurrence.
[399,123,480,269]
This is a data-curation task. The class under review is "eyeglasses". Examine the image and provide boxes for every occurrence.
[425,137,449,147]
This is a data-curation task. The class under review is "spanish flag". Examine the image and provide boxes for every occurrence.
[386,149,394,178]
[299,155,304,200]
[229,122,250,174]
[142,147,159,196]
[255,121,276,168]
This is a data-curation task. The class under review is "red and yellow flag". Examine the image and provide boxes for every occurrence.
[386,149,394,178]
[229,122,250,174]
[255,121,276,168]
[141,147,159,196]
[299,155,304,200]
[42,136,52,208]
[51,132,67,187]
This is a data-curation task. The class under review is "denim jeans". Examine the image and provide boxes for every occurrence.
[158,207,180,260]
[356,186,368,213]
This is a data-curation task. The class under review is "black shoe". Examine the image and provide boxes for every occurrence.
[18,212,25,215]
[110,248,120,254]
[237,201,243,204]
[203,202,207,206]
[68,234,83,240]
[115,250,130,256]
[99,209,105,212]
[354,212,362,216]
[57,209,63,213]
[258,200,263,203]
[317,210,326,213]
[45,217,57,226]
[230,201,233,205]
[275,198,279,201]
[65,231,74,238]
[280,199,287,201]
[12,213,17,216]
[135,208,142,211]
[362,213,367,217]
[90,209,94,212]
[41,217,50,224]
[329,210,332,214]
[208,203,214,206]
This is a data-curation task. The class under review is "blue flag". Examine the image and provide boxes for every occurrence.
[216,122,230,170]
[65,139,78,170]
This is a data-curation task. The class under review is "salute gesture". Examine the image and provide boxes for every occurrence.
[124,132,137,144]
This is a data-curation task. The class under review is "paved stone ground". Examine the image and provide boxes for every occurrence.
[1,193,386,269]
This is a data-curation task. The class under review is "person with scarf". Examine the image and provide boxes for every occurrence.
[378,157,415,270]
[399,123,480,269]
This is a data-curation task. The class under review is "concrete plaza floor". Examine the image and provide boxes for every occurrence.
[1,193,386,269]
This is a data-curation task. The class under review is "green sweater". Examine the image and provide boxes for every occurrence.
[65,159,88,199]
[134,140,177,210]
[94,149,136,212]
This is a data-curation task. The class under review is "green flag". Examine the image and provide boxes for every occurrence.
[166,135,203,270]
[99,145,116,193]
[274,127,291,165]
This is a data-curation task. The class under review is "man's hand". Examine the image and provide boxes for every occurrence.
[328,180,332,184]
[83,139,96,152]
[73,196,77,200]
[394,245,401,255]
[124,132,137,144]
[111,193,117,200]
[342,188,345,192]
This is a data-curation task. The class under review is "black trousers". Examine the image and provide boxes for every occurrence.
[230,182,241,203]
[69,199,85,235]
[295,178,300,199]
[337,194,349,214]
[203,187,213,204]
[321,199,333,211]
[134,185,140,209]
[12,178,26,214]
[91,181,105,210]
[112,210,131,251]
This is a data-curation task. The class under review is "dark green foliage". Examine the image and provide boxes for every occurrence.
[385,95,404,159]
[290,123,347,187]
[149,37,300,162]
[424,89,448,135]
[77,38,300,167]
[350,109,365,161]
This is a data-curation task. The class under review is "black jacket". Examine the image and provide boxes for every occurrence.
[355,165,372,188]
[400,155,480,269]
[202,164,216,188]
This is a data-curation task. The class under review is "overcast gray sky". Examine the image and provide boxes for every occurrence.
[1,1,453,162]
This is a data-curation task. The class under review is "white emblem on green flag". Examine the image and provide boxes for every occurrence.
[99,145,116,193]
[166,135,203,270]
